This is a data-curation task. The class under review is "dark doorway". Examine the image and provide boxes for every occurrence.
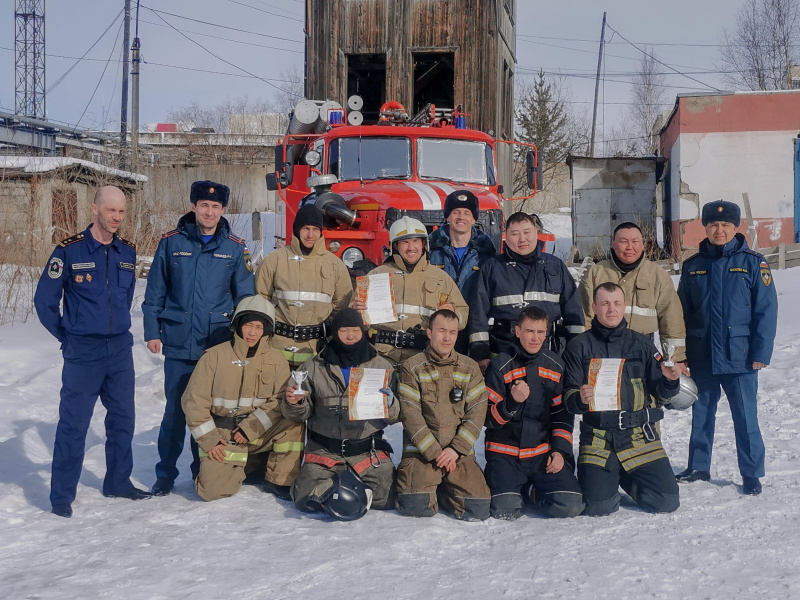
[412,52,455,116]
[347,54,386,123]
[51,188,78,243]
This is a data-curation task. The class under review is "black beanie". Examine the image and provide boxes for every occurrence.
[293,204,324,239]
[443,190,479,221]
[331,308,365,332]
[235,312,271,337]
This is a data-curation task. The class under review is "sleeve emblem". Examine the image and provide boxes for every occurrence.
[48,257,64,279]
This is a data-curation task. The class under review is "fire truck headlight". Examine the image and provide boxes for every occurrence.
[305,150,321,166]
[341,247,364,268]
[328,241,342,253]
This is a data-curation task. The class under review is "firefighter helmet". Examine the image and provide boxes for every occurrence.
[230,295,276,333]
[663,374,698,411]
[389,216,428,245]
[319,469,373,521]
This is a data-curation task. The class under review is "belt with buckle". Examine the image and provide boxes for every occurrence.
[307,429,393,457]
[274,320,326,341]
[371,329,428,350]
[583,407,664,430]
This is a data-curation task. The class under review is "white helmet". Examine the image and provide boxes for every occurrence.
[663,374,698,411]
[230,295,276,333]
[389,216,428,246]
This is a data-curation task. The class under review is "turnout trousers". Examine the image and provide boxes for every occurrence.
[291,448,396,513]
[688,369,764,479]
[484,452,584,519]
[51,335,136,505]
[155,358,200,483]
[395,454,491,521]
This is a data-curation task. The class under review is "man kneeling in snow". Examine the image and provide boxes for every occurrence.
[182,296,303,501]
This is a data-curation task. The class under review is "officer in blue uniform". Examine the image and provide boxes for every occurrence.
[34,186,152,518]
[468,212,584,372]
[428,190,497,354]
[676,200,778,495]
[143,181,254,496]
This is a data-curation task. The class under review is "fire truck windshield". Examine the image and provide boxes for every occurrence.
[336,137,412,181]
[417,139,491,184]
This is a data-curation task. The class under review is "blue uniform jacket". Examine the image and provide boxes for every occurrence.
[142,213,254,361]
[678,233,777,375]
[468,245,584,360]
[34,226,136,345]
[428,224,497,304]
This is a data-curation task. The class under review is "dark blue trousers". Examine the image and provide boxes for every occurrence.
[688,369,765,479]
[154,357,200,483]
[51,335,135,506]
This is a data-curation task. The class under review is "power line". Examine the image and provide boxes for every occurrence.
[137,17,303,53]
[144,8,294,94]
[140,5,304,43]
[605,22,723,92]
[73,17,124,131]
[517,33,727,48]
[224,0,303,22]
[47,9,123,93]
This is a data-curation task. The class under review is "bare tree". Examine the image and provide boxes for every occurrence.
[273,65,306,121]
[627,49,669,155]
[513,71,589,205]
[719,0,800,90]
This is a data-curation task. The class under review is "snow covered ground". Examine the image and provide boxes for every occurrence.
[1,271,799,600]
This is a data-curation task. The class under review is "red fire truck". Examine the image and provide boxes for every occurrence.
[266,99,541,269]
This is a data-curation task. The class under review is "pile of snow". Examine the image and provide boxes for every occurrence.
[1,273,799,598]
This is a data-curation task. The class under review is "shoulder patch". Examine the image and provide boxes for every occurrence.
[119,237,136,250]
[58,233,85,248]
[682,252,700,265]
[162,229,179,239]
[744,248,765,259]
[229,234,245,245]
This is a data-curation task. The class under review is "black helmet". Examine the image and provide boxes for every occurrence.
[320,469,372,521]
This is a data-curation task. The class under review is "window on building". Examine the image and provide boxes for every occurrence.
[412,52,455,117]
[347,53,386,124]
[501,60,514,139]
[51,188,77,243]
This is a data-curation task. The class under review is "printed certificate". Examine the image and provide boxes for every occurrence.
[348,368,390,421]
[587,358,625,412]
[356,273,397,325]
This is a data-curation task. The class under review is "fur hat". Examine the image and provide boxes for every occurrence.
[190,181,229,207]
[443,190,479,221]
[702,200,740,227]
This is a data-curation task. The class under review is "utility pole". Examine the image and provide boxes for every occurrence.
[120,0,131,148]
[15,0,46,120]
[589,12,606,158]
[130,1,140,158]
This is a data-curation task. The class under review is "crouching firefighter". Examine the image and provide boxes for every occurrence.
[283,308,399,520]
[563,283,683,516]
[396,309,491,521]
[353,216,468,367]
[181,296,304,501]
[484,306,585,520]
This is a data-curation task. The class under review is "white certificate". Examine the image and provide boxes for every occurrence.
[588,358,625,412]
[356,273,397,325]
[348,368,390,421]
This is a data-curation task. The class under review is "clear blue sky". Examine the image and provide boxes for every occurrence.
[0,0,744,142]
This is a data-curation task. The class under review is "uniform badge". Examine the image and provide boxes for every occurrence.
[761,267,772,286]
[86,274,92,282]
[74,274,84,283]
[47,257,64,279]
[209,187,215,194]
[243,247,253,272]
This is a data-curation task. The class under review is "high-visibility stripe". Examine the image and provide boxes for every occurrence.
[490,403,509,425]
[403,444,422,455]
[212,397,239,409]
[465,383,485,403]
[398,382,421,402]
[191,419,217,440]
[551,394,563,406]
[565,325,585,334]
[273,441,304,453]
[453,371,471,384]
[525,291,560,303]
[417,371,439,382]
[538,367,561,383]
[486,386,504,404]
[396,303,435,317]
[553,429,573,444]
[662,337,686,347]
[631,378,646,412]
[493,294,525,307]
[417,433,436,452]
[304,453,342,468]
[503,367,526,383]
[493,291,561,306]
[274,290,333,304]
[352,451,391,474]
[519,443,550,458]
[624,305,658,318]
[253,408,273,431]
[238,397,255,408]
[486,441,551,458]
[457,427,477,446]
[470,332,490,343]
[404,181,442,210]
[198,447,248,463]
